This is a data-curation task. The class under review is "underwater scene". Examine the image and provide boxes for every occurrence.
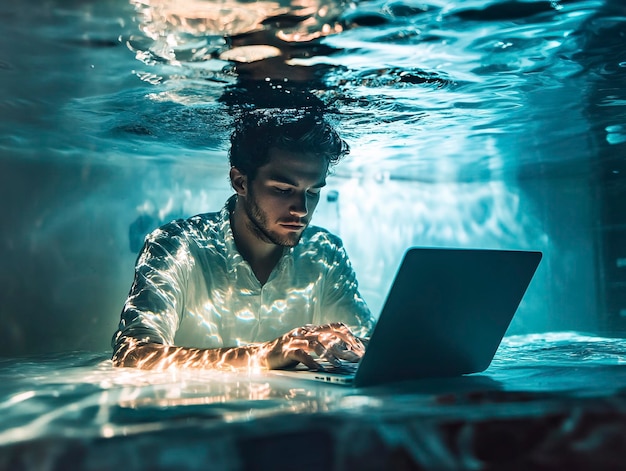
[1,0,626,468]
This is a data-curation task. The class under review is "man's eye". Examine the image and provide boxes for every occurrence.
[274,187,291,194]
[307,189,321,197]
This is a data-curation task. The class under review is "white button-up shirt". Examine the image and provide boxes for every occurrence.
[112,197,374,353]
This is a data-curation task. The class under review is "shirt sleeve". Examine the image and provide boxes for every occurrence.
[111,222,194,354]
[320,234,375,338]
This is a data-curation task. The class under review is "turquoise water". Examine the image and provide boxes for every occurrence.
[3,0,622,172]
[1,0,626,468]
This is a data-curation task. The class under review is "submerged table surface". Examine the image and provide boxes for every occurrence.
[2,332,626,470]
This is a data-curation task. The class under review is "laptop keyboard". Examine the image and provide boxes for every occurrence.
[318,362,358,375]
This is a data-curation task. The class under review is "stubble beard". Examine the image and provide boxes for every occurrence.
[243,190,303,247]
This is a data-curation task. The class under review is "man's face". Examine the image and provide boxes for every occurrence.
[241,147,328,247]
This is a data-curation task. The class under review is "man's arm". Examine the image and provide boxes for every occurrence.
[112,339,262,370]
[112,322,366,371]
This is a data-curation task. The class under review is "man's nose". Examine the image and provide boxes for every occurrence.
[289,192,308,217]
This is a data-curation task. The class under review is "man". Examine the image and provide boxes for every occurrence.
[112,109,374,371]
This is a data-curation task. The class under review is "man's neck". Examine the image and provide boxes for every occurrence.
[230,198,283,285]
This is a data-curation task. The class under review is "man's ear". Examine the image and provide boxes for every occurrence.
[230,167,248,196]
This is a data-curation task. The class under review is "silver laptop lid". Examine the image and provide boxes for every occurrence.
[354,247,542,387]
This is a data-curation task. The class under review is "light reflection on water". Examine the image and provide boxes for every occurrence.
[2,332,626,447]
[0,355,331,444]
[120,0,615,179]
[1,0,619,175]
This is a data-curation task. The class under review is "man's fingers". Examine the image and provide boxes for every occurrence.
[322,352,341,367]
[288,349,322,371]
[281,324,366,369]
[325,340,362,362]
[315,330,365,356]
[310,339,327,358]
[307,340,341,367]
[330,345,361,363]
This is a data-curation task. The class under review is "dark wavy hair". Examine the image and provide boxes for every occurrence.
[229,109,350,180]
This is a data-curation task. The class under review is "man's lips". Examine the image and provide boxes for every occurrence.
[279,221,306,230]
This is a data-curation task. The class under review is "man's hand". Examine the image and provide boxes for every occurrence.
[257,322,366,370]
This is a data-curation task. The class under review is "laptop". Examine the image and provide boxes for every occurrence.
[272,247,542,387]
